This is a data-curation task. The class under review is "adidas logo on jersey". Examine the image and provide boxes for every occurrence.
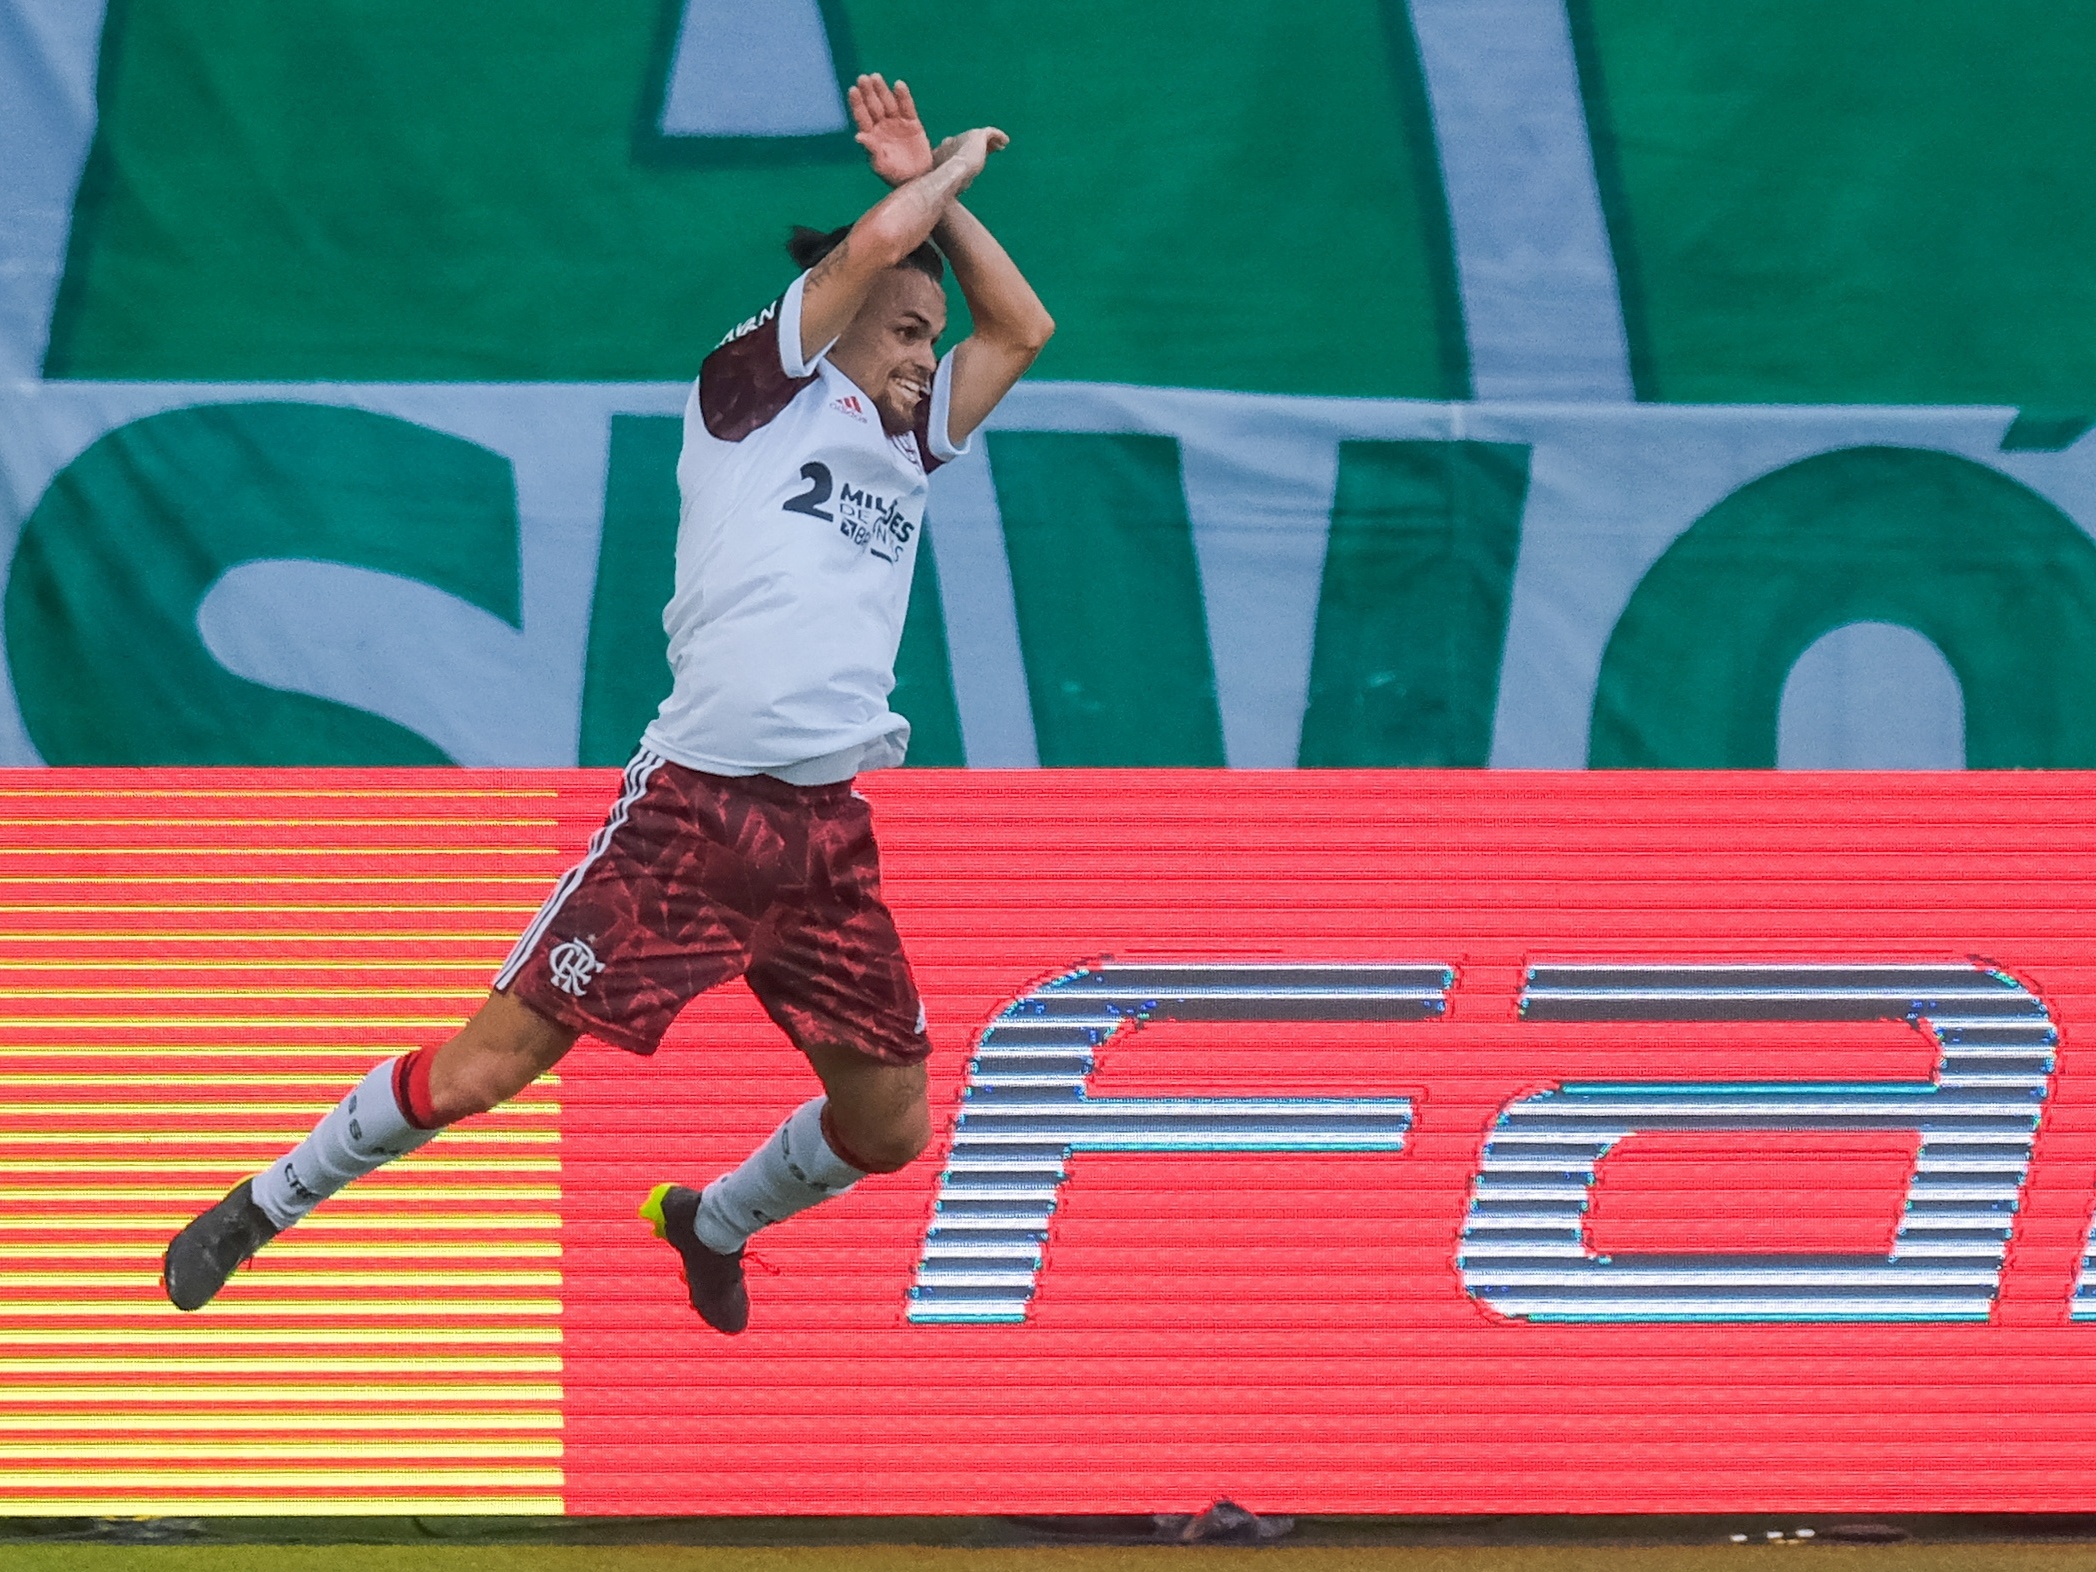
[831,394,868,422]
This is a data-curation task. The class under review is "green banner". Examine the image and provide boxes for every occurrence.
[4,2,2096,770]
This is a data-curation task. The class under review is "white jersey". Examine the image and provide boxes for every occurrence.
[640,272,967,783]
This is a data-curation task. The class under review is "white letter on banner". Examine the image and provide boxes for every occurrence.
[658,0,847,137]
[1459,964,2055,1323]
[907,962,1446,1325]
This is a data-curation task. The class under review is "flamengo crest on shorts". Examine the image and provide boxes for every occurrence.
[494,749,666,995]
[547,937,606,997]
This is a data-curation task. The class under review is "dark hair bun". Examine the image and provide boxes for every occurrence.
[786,224,851,270]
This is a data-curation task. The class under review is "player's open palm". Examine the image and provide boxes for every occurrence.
[849,74,933,187]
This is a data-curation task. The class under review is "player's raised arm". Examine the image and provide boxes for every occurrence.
[929,194,1055,445]
[849,74,1054,444]
[798,113,1006,364]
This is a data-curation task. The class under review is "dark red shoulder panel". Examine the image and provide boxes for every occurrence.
[698,299,816,442]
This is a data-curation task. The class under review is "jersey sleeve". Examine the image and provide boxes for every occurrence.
[912,348,972,474]
[696,272,839,442]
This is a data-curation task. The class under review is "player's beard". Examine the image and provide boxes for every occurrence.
[876,376,927,436]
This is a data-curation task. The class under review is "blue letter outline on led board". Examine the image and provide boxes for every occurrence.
[907,962,1447,1325]
[1460,963,2055,1323]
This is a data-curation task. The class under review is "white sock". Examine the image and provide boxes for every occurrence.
[249,1060,438,1229]
[693,1096,866,1254]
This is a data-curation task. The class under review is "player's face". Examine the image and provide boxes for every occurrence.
[835,268,947,435]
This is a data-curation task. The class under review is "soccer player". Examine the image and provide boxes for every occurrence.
[163,75,1054,1333]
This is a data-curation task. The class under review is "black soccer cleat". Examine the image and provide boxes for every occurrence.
[163,1177,282,1311]
[640,1182,749,1334]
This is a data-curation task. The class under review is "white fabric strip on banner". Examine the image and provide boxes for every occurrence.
[0,0,103,383]
[922,445,1040,770]
[1406,0,1636,403]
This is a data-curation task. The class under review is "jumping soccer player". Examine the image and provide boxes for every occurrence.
[163,75,1053,1333]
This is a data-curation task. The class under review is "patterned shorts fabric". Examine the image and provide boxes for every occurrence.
[496,750,931,1064]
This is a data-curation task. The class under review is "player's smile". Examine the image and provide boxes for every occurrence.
[883,371,932,427]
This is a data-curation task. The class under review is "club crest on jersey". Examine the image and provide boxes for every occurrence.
[547,936,605,997]
[831,393,869,422]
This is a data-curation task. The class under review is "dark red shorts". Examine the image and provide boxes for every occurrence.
[496,750,930,1063]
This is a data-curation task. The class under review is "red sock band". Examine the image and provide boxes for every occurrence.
[819,1101,887,1174]
[392,1047,442,1131]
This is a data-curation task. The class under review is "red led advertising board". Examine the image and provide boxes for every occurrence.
[6,768,2096,1515]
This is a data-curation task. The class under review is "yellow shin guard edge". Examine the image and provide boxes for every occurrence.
[639,1182,674,1239]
